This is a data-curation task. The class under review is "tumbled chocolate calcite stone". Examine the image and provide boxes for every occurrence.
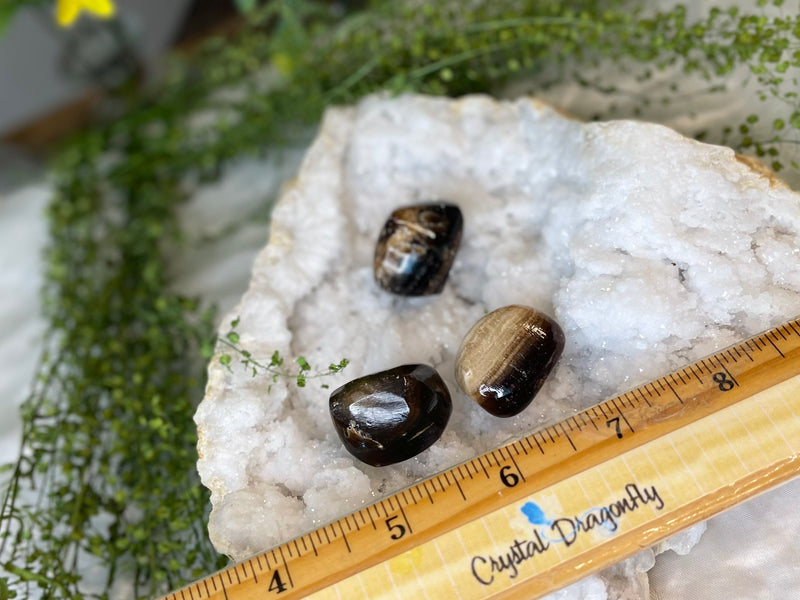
[373,202,462,295]
[329,364,452,466]
[455,305,565,417]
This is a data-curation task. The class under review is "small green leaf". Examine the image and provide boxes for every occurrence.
[270,350,283,367]
[230,316,240,329]
[296,356,311,371]
[296,374,306,387]
[226,331,240,344]
[220,354,232,366]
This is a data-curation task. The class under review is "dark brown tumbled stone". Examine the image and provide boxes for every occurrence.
[455,305,565,418]
[373,202,463,296]
[329,364,452,466]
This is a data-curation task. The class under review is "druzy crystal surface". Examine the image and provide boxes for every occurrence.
[196,94,800,598]
[329,364,452,466]
[456,305,565,417]
[373,202,463,295]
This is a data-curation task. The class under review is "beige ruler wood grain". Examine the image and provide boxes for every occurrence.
[160,318,799,600]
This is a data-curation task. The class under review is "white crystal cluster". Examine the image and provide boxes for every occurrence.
[195,94,799,598]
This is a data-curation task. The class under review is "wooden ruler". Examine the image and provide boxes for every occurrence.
[162,318,799,600]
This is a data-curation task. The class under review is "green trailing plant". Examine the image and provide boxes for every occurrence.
[218,317,350,388]
[1,0,798,598]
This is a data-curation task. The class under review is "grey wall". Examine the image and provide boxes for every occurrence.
[0,0,192,136]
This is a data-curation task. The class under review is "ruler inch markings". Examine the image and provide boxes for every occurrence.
[422,481,434,504]
[158,319,800,600]
[218,576,229,600]
[610,398,635,434]
[557,422,577,451]
[741,345,754,361]
[478,455,490,479]
[493,447,505,465]
[337,521,351,553]
[545,427,556,443]
[522,436,536,453]
[665,380,684,405]
[454,475,467,501]
[767,334,786,358]
[716,361,740,388]
[492,447,505,465]
[278,545,294,590]
[398,503,413,535]
[638,386,654,407]
[376,498,389,519]
[508,451,527,482]
[248,553,260,583]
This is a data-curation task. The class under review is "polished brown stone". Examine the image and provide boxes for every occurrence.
[373,202,463,296]
[329,364,452,466]
[455,305,565,417]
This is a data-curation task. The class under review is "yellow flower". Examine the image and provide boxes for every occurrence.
[55,0,116,27]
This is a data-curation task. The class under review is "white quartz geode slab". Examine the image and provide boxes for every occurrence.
[195,94,799,597]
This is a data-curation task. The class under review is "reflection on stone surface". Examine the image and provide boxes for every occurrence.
[329,364,452,466]
[456,305,565,417]
[373,202,463,296]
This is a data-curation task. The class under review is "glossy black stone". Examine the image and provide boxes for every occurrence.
[329,364,452,466]
[373,202,463,296]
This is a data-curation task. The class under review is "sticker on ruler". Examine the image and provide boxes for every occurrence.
[308,375,798,600]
